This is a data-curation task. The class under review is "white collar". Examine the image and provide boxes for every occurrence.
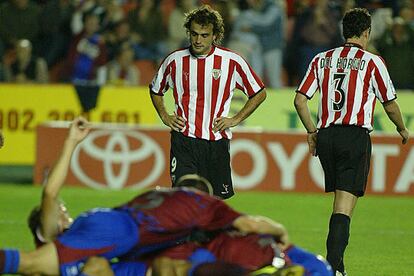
[36,227,47,243]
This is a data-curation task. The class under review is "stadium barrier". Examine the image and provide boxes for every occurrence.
[1,84,414,166]
[35,123,414,195]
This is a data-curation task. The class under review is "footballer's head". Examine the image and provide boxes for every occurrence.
[175,174,213,195]
[342,8,371,39]
[28,205,42,238]
[27,202,73,240]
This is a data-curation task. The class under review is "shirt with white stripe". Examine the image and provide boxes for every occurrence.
[150,46,265,140]
[296,43,396,131]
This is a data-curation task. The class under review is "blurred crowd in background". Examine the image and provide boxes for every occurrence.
[0,0,413,89]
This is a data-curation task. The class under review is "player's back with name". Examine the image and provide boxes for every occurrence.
[319,55,366,71]
[316,45,388,73]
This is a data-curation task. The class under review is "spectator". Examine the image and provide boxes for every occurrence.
[288,0,343,81]
[106,42,140,86]
[228,0,263,81]
[105,20,137,61]
[375,17,414,90]
[70,0,122,35]
[400,2,414,29]
[0,38,4,81]
[0,0,41,51]
[71,0,101,35]
[167,0,196,52]
[38,0,74,67]
[0,37,4,59]
[4,39,48,83]
[66,12,107,112]
[127,0,168,61]
[210,0,237,45]
[230,0,285,88]
[98,0,125,32]
[66,12,107,85]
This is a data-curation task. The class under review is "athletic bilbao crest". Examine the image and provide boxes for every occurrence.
[212,69,221,80]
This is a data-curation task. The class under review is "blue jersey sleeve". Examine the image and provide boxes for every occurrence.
[111,261,148,276]
[286,245,333,276]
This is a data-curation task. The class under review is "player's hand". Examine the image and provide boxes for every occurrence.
[163,113,185,132]
[398,128,409,145]
[82,256,114,276]
[0,130,4,148]
[68,116,91,143]
[307,132,317,156]
[213,117,238,132]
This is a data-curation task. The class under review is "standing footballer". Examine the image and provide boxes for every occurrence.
[294,8,409,276]
[150,5,266,199]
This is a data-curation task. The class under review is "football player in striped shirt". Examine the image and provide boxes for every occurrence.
[294,7,409,276]
[150,5,266,199]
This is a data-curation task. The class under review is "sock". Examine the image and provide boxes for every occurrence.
[326,213,350,273]
[0,249,20,274]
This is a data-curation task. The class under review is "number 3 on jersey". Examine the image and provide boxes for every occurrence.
[331,73,346,111]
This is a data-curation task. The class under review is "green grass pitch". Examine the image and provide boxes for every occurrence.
[1,184,413,275]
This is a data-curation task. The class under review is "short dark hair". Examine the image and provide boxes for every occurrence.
[184,5,225,45]
[28,206,41,237]
[175,174,213,195]
[342,8,371,39]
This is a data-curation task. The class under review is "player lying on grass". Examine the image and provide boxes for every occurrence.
[152,231,333,276]
[66,177,332,276]
[0,118,288,276]
[77,219,333,275]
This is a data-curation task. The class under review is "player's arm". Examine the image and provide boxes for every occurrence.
[232,215,289,245]
[294,92,318,156]
[150,93,185,132]
[40,117,90,240]
[382,99,409,144]
[213,89,267,132]
[152,257,191,276]
[82,257,152,276]
[81,257,114,276]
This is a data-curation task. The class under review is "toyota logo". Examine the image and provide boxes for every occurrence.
[70,129,164,189]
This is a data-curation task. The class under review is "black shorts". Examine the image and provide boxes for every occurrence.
[170,131,234,199]
[316,125,371,197]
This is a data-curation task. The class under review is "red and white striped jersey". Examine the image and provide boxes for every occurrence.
[150,46,264,140]
[297,43,396,131]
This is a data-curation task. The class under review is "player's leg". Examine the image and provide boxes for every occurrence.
[170,131,198,185]
[316,126,348,274]
[206,138,234,199]
[326,126,371,274]
[0,243,59,275]
[327,190,356,273]
[264,48,282,89]
[326,191,356,275]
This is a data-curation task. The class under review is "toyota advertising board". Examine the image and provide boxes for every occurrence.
[34,123,414,195]
[2,84,414,165]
